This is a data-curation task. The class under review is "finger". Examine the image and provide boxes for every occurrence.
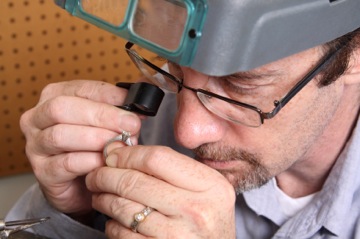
[106,145,226,191]
[103,131,137,159]
[104,141,131,158]
[105,220,148,239]
[31,152,105,183]
[28,124,138,157]
[92,193,166,237]
[29,95,140,132]
[86,167,190,215]
[38,80,128,105]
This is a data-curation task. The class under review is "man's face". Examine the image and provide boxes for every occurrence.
[172,46,345,193]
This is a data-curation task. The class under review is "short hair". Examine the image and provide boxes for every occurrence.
[319,27,360,86]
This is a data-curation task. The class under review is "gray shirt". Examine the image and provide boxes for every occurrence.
[237,113,360,238]
[6,94,360,238]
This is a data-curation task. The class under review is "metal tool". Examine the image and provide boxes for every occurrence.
[0,217,50,239]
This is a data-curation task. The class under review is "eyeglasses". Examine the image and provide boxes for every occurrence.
[125,41,345,127]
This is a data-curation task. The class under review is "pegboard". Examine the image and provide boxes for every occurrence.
[0,0,154,177]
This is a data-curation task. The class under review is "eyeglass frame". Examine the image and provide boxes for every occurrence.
[125,41,346,127]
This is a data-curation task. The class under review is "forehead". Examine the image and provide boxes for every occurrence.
[198,46,322,81]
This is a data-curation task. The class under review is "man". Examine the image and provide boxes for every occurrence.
[6,1,360,238]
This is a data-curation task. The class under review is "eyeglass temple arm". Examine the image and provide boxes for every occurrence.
[262,43,345,120]
[126,41,134,50]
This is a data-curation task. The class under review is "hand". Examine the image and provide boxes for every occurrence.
[20,80,141,217]
[86,145,236,239]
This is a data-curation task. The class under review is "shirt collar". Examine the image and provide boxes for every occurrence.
[241,115,360,237]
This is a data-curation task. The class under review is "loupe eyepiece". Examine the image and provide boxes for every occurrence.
[116,82,164,116]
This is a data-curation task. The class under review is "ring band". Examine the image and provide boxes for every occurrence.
[130,206,154,233]
[103,131,133,159]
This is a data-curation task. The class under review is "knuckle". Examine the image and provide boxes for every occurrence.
[116,170,141,197]
[72,80,105,100]
[40,83,58,100]
[142,146,170,171]
[61,152,77,174]
[91,104,108,127]
[45,155,66,179]
[105,221,122,238]
[30,155,51,179]
[183,201,214,231]
[180,181,235,233]
[109,197,131,217]
[109,198,123,216]
[93,168,107,189]
[43,96,69,123]
[19,109,33,135]
[41,125,65,151]
[46,152,80,179]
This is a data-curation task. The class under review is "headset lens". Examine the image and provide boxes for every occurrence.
[80,0,189,51]
[81,0,129,26]
[132,0,188,51]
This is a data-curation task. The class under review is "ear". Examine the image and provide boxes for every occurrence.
[343,48,360,85]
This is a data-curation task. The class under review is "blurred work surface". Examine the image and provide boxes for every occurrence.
[0,0,146,177]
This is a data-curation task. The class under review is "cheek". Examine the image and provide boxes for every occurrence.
[257,82,342,172]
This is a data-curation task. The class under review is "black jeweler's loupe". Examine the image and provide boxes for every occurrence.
[116,82,164,116]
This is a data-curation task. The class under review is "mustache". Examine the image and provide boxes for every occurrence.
[193,143,261,167]
[194,143,271,194]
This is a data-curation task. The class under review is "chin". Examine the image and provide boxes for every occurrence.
[218,168,272,195]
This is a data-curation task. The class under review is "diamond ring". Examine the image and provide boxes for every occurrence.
[130,206,154,233]
[103,130,133,159]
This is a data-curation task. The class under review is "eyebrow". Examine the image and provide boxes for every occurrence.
[168,60,282,81]
[216,70,282,81]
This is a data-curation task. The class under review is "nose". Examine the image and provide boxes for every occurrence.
[173,69,226,149]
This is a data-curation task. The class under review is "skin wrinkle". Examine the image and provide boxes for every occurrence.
[216,69,282,85]
[174,41,359,197]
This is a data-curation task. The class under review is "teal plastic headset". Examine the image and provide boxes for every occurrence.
[55,0,360,76]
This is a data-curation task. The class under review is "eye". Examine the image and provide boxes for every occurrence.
[218,76,261,96]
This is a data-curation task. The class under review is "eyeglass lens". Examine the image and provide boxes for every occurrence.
[127,48,263,126]
[128,49,180,92]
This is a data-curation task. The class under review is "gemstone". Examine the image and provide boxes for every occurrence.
[135,213,145,222]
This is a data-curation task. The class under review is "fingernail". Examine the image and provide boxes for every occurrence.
[121,114,139,130]
[106,154,118,167]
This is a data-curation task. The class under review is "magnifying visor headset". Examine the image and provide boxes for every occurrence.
[55,0,206,69]
[55,0,360,76]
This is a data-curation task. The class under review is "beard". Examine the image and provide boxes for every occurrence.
[193,144,272,194]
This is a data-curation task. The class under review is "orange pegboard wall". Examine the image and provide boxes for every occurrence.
[0,0,148,177]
